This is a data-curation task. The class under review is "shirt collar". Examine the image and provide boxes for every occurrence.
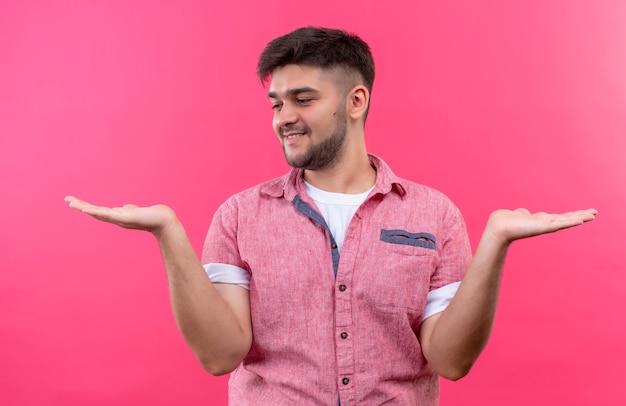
[260,154,407,199]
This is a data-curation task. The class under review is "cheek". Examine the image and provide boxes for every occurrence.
[272,116,280,134]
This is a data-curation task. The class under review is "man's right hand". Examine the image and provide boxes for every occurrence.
[65,195,252,374]
[64,196,177,237]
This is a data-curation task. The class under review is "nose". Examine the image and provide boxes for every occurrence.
[275,103,298,129]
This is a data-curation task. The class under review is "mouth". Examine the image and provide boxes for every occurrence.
[281,130,307,145]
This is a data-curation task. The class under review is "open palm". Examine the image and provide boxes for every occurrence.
[64,196,175,235]
[487,208,597,243]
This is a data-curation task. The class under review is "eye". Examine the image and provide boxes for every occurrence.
[271,102,283,111]
[296,98,313,105]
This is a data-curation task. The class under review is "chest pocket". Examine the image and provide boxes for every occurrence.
[380,229,436,251]
[354,229,438,312]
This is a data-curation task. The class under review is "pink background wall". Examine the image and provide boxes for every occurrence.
[2,0,625,404]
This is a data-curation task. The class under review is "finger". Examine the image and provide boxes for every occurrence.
[549,215,586,230]
[543,211,597,232]
[514,208,531,215]
[65,196,99,212]
[580,208,598,222]
[68,198,121,221]
[80,204,117,219]
[84,207,142,229]
[553,209,597,223]
[64,195,80,206]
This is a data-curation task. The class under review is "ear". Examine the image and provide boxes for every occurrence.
[346,85,370,121]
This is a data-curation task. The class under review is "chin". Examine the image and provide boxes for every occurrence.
[283,150,309,169]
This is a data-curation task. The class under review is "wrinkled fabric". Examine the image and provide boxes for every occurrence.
[202,155,471,405]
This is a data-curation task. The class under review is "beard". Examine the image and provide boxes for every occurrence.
[282,106,348,171]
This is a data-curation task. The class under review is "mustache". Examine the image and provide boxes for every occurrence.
[280,125,310,136]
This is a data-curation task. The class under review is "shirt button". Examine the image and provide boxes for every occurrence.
[331,242,338,249]
[342,377,350,385]
[338,284,346,292]
[340,332,348,339]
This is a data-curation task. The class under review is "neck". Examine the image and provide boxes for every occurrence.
[303,143,376,194]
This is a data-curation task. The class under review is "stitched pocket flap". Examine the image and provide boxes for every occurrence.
[380,229,436,250]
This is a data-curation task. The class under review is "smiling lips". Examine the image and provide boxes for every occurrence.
[282,131,307,145]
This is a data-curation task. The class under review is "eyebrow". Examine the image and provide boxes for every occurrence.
[268,86,319,99]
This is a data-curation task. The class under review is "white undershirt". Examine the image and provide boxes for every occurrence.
[204,182,460,320]
[303,181,373,252]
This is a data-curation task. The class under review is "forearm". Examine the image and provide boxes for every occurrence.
[421,207,597,380]
[422,230,508,380]
[155,218,252,375]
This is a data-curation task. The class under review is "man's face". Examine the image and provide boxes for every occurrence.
[268,65,348,171]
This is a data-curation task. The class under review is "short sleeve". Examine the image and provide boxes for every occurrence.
[430,199,472,291]
[422,281,460,320]
[202,197,248,270]
[204,263,250,289]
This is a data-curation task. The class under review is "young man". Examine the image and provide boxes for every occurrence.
[66,27,597,405]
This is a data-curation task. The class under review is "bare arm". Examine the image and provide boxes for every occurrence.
[419,208,597,381]
[65,196,252,375]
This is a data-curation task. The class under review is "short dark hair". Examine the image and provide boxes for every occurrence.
[257,26,375,95]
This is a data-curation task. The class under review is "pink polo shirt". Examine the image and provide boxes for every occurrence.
[202,155,471,405]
